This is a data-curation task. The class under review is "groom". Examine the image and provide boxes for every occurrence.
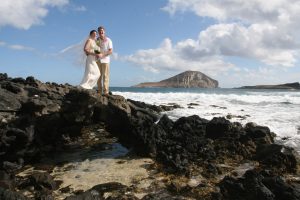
[96,26,113,96]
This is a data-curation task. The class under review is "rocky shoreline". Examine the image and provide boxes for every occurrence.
[1,73,300,199]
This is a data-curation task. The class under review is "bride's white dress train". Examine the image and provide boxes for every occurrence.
[80,39,100,89]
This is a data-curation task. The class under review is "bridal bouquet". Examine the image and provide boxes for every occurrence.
[94,44,101,54]
[96,40,100,46]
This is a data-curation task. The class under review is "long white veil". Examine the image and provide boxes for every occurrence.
[59,36,89,68]
[77,36,90,67]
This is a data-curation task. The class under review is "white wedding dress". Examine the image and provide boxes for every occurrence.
[79,39,100,89]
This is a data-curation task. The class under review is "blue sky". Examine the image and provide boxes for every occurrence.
[0,0,299,88]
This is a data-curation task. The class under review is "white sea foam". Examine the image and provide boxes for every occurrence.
[113,89,300,152]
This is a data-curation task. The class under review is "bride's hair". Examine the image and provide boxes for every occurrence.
[90,30,97,35]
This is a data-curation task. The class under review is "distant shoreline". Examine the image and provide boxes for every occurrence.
[234,82,300,90]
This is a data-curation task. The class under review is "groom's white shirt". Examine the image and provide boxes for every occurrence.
[97,37,113,64]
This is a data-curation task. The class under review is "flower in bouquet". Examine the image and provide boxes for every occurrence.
[96,40,100,46]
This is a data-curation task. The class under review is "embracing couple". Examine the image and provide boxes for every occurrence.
[79,26,113,96]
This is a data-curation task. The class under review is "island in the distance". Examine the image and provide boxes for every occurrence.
[236,82,300,90]
[132,70,218,88]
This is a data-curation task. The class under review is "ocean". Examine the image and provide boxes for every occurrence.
[111,87,300,153]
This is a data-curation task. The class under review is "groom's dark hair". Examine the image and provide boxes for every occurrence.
[98,26,105,30]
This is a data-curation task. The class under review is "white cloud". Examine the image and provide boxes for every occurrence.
[121,21,296,76]
[122,38,235,74]
[217,66,300,87]
[0,40,34,51]
[0,0,69,30]
[198,23,298,67]
[120,0,300,81]
[162,0,300,25]
[8,44,34,51]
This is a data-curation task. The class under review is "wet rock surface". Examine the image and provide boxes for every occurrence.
[0,73,299,199]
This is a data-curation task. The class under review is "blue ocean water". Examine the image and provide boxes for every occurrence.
[111,87,300,152]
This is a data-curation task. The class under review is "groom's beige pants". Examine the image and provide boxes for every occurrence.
[96,61,110,94]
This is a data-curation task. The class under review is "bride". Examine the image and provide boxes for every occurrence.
[79,30,102,89]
